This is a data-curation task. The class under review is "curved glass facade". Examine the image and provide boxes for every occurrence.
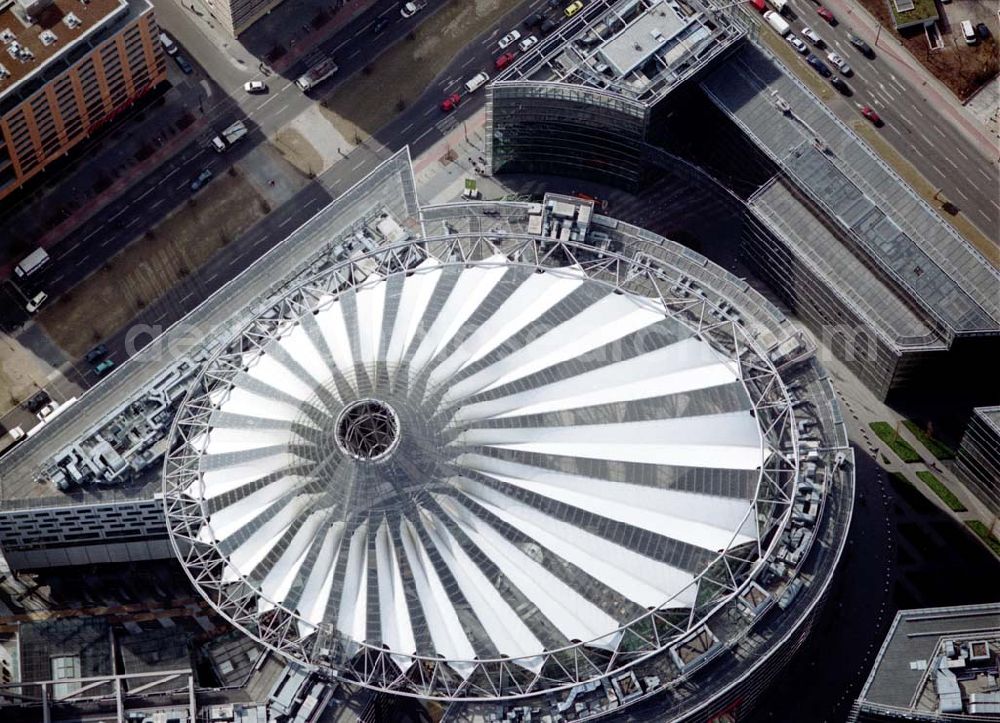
[487,83,648,189]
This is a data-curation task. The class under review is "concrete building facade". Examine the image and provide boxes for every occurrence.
[0,0,166,201]
[194,0,284,37]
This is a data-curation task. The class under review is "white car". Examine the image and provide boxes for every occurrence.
[243,80,267,94]
[801,26,823,46]
[518,35,539,52]
[826,51,852,75]
[25,291,47,313]
[7,426,24,442]
[498,29,521,49]
[400,1,422,17]
[37,402,57,421]
[786,34,808,54]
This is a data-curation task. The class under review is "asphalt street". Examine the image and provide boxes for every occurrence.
[2,0,997,435]
[762,0,999,234]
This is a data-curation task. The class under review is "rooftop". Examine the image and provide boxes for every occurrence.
[856,604,1000,715]
[701,43,1000,341]
[888,0,938,30]
[495,0,744,106]
[973,406,1000,435]
[749,178,943,350]
[0,0,129,99]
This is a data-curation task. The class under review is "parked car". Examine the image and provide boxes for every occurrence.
[817,6,835,24]
[846,32,873,57]
[190,168,213,192]
[495,51,517,70]
[806,54,832,77]
[85,344,109,364]
[372,16,390,33]
[498,29,521,49]
[440,93,461,112]
[829,76,852,95]
[94,359,115,376]
[786,34,808,53]
[564,0,584,17]
[519,34,539,51]
[523,11,544,27]
[826,51,852,75]
[26,391,51,414]
[801,26,824,46]
[540,18,558,34]
[859,105,882,125]
[174,54,193,74]
[37,402,58,421]
[25,291,47,313]
[243,80,267,94]
[976,22,990,40]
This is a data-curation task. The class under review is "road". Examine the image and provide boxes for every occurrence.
[3,0,995,437]
[761,0,999,236]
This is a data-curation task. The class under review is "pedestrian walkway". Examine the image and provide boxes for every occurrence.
[0,87,209,278]
[821,0,1000,161]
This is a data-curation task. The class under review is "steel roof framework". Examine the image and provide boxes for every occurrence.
[163,233,799,701]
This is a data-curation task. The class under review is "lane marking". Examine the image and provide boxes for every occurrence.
[278,215,295,228]
[944,157,959,170]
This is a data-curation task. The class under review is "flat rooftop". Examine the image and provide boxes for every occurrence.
[750,178,942,350]
[857,604,1000,712]
[0,0,130,98]
[701,44,1000,340]
[973,406,1000,435]
[495,0,744,106]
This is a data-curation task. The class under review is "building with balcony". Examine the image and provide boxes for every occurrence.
[0,0,166,201]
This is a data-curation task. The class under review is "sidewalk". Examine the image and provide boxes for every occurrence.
[188,0,382,75]
[0,88,209,278]
[822,0,1000,162]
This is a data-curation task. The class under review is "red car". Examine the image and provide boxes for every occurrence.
[440,93,461,112]
[817,6,835,23]
[495,51,517,70]
[860,105,881,125]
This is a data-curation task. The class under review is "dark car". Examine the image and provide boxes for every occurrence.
[174,54,193,74]
[806,53,832,77]
[846,32,873,57]
[85,344,109,364]
[540,18,558,34]
[190,168,213,192]
[523,11,544,27]
[26,391,51,414]
[830,76,851,95]
[977,22,990,40]
[372,16,390,33]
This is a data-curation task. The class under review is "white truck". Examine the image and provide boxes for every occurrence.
[295,57,339,91]
[210,120,248,152]
[14,247,50,278]
[767,0,788,13]
[763,10,791,36]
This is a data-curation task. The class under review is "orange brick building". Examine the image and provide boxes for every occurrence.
[0,0,167,201]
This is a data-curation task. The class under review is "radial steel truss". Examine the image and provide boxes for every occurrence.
[163,233,805,701]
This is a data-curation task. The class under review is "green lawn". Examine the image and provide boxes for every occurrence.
[966,521,1000,556]
[870,422,922,463]
[902,421,956,460]
[916,470,966,512]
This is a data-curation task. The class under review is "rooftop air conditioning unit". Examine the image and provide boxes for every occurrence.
[39,29,57,45]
